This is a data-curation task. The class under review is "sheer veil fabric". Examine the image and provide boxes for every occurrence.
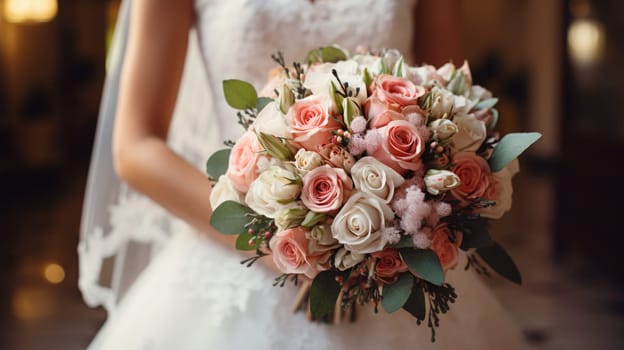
[81,1,529,349]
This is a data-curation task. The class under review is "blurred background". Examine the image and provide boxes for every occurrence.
[0,0,623,349]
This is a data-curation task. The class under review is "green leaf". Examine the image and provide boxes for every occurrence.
[210,201,255,235]
[459,218,493,250]
[321,46,347,63]
[223,79,258,110]
[489,132,542,172]
[362,68,373,88]
[400,249,444,286]
[474,97,499,110]
[381,273,414,313]
[402,285,426,321]
[342,97,360,128]
[235,232,256,251]
[330,82,344,115]
[301,211,326,228]
[392,56,406,78]
[206,149,231,179]
[256,97,273,113]
[309,270,341,319]
[477,242,522,285]
[389,235,414,249]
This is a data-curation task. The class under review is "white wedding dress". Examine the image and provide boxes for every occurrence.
[82,0,529,349]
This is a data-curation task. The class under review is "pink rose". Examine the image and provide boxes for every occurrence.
[318,143,356,172]
[301,165,353,213]
[269,227,320,279]
[365,75,425,121]
[258,67,286,98]
[371,248,408,284]
[428,223,462,271]
[227,131,265,193]
[450,152,491,205]
[287,95,340,151]
[370,120,424,175]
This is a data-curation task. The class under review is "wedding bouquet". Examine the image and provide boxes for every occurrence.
[206,46,540,341]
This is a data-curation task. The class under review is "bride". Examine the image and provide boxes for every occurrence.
[79,0,529,348]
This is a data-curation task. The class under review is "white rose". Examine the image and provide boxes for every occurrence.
[350,156,404,203]
[451,113,487,153]
[469,85,493,103]
[476,159,519,219]
[424,169,461,195]
[210,175,244,209]
[250,101,291,138]
[303,60,367,106]
[245,166,301,218]
[294,148,323,174]
[429,119,458,141]
[334,247,365,271]
[331,191,394,254]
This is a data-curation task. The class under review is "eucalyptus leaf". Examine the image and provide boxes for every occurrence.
[459,218,493,250]
[223,79,258,110]
[310,270,341,319]
[389,235,414,249]
[402,285,426,321]
[400,249,444,286]
[206,149,231,179]
[489,132,542,172]
[321,46,347,63]
[210,201,255,235]
[256,97,273,113]
[235,232,256,251]
[381,273,414,313]
[474,97,499,110]
[477,242,522,285]
[488,108,500,131]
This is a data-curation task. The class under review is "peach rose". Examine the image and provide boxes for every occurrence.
[301,165,353,213]
[371,249,408,284]
[450,152,491,205]
[370,120,424,175]
[428,223,462,271]
[368,109,407,129]
[287,95,340,151]
[269,227,320,279]
[365,74,425,121]
[227,131,265,193]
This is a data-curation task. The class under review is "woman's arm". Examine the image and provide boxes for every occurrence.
[413,0,465,66]
[112,0,235,247]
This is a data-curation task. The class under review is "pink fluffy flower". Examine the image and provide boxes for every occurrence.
[392,185,431,235]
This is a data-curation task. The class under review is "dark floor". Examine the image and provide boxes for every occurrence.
[0,165,622,349]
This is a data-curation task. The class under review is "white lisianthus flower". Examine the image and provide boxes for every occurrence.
[476,159,519,219]
[350,156,404,203]
[424,169,461,195]
[209,175,244,209]
[245,166,301,218]
[334,247,365,271]
[429,87,470,119]
[303,60,367,106]
[294,148,323,174]
[331,191,394,254]
[351,54,383,75]
[274,203,308,230]
[308,225,340,254]
[250,101,291,138]
[451,113,487,153]
[429,119,458,141]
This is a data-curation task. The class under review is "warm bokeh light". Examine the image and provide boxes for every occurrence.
[568,19,605,64]
[3,0,58,23]
[43,263,65,284]
[12,287,55,320]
